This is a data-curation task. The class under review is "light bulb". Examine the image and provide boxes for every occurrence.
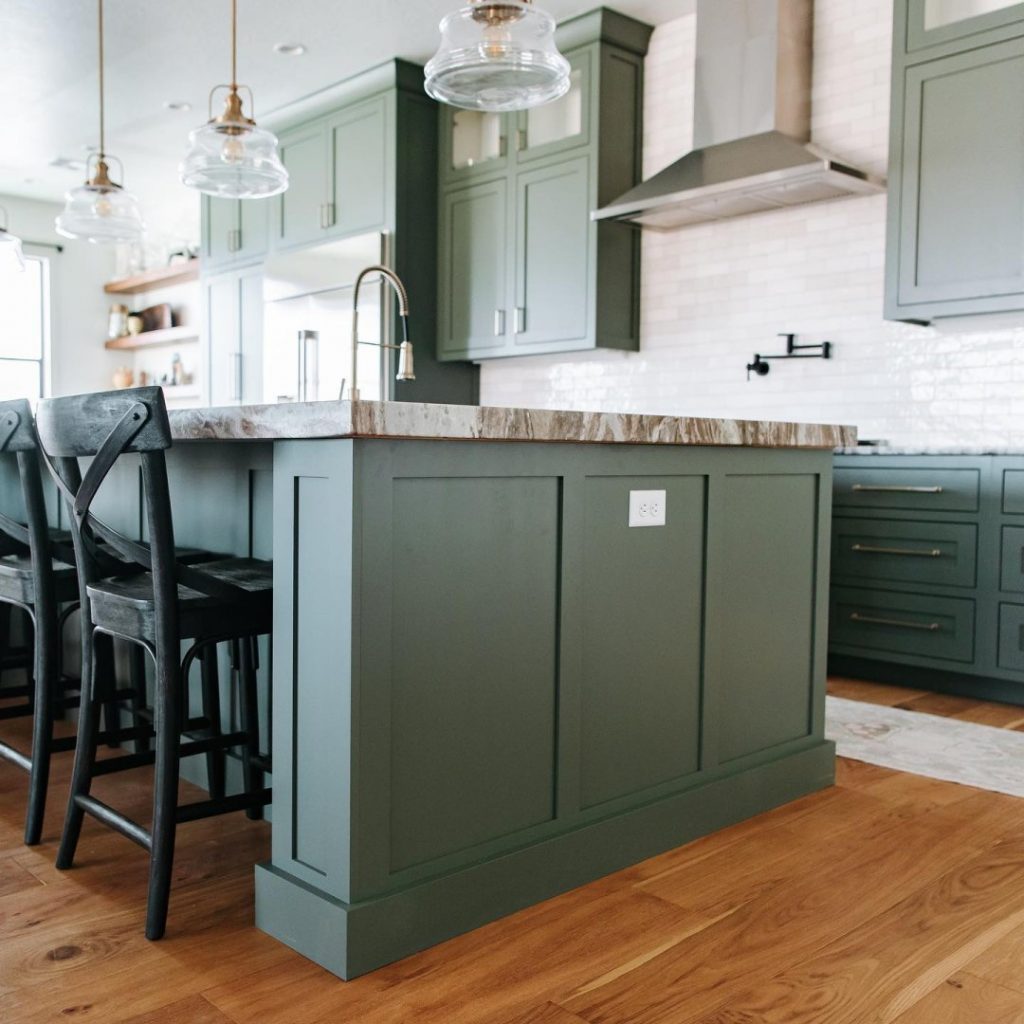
[481,20,512,59]
[221,135,247,164]
[93,194,113,218]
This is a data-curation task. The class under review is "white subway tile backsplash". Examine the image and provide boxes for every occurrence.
[479,5,1024,446]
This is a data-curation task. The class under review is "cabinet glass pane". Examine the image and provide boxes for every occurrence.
[924,0,1019,28]
[524,69,583,150]
[451,111,504,170]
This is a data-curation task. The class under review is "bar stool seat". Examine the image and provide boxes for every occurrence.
[88,558,272,643]
[0,553,78,605]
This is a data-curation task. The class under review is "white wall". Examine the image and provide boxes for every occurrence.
[1,193,122,397]
[479,0,1024,447]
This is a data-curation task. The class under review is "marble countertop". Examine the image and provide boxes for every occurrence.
[168,400,855,449]
[836,446,1024,456]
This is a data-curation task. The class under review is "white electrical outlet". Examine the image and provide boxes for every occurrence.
[628,489,667,527]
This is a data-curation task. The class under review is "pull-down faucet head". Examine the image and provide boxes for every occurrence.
[345,264,415,401]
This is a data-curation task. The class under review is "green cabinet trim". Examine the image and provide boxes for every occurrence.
[905,0,1024,53]
[205,264,263,407]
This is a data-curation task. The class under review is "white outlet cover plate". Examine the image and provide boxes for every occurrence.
[628,489,667,527]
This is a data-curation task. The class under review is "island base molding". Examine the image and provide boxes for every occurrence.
[255,739,835,980]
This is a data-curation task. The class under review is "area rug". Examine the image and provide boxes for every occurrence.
[825,695,1024,798]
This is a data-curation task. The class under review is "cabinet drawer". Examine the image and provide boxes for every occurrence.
[832,518,977,588]
[998,603,1024,671]
[1001,526,1024,591]
[1003,469,1024,514]
[830,586,974,663]
[833,467,979,512]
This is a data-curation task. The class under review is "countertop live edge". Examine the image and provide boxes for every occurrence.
[169,400,855,449]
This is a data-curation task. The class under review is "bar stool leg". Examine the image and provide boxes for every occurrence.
[199,644,225,800]
[239,635,262,820]
[24,606,58,846]
[126,643,150,755]
[147,648,182,941]
[55,628,102,869]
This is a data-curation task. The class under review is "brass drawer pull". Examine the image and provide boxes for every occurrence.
[851,543,943,558]
[850,612,941,632]
[851,484,944,494]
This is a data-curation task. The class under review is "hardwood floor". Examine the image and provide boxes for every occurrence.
[3,678,1024,1022]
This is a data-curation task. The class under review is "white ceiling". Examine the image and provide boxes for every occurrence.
[0,0,691,242]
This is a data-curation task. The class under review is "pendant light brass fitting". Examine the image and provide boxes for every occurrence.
[209,85,257,136]
[87,156,119,191]
[471,1,531,26]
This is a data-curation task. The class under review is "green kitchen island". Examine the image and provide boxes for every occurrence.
[167,400,850,978]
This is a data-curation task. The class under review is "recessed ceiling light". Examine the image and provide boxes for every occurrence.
[274,42,307,56]
[164,100,192,112]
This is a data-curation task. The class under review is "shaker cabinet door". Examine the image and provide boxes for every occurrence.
[206,274,241,407]
[513,156,590,350]
[202,196,240,270]
[277,124,329,249]
[438,179,510,360]
[329,95,389,237]
[890,36,1024,318]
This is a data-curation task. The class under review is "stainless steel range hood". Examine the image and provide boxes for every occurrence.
[594,0,884,230]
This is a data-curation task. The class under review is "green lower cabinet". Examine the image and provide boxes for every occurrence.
[259,440,834,978]
[830,454,1024,703]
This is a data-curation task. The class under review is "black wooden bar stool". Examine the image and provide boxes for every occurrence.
[35,387,272,940]
[0,399,81,845]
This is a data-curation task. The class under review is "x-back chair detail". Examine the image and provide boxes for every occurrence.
[35,387,272,940]
[0,398,81,845]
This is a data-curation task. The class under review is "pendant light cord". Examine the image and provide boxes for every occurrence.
[97,0,105,158]
[231,0,238,90]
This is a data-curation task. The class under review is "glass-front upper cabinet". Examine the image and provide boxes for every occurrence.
[515,52,590,164]
[908,0,1024,50]
[443,110,509,182]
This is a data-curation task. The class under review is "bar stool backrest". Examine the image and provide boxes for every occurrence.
[0,399,57,614]
[35,387,179,652]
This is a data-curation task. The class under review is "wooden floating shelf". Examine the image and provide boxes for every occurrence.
[104,259,200,296]
[104,325,199,351]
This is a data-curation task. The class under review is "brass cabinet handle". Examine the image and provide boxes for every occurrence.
[494,309,506,336]
[499,135,508,158]
[851,484,944,493]
[514,306,526,334]
[850,612,941,632]
[851,543,943,558]
[516,128,528,151]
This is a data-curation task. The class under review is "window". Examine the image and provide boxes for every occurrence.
[0,255,49,402]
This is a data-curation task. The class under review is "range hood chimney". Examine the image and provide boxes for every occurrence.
[595,0,884,230]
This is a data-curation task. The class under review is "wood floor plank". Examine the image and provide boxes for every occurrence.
[109,994,239,1024]
[896,692,986,718]
[964,920,1024,997]
[827,677,929,706]
[689,836,1024,1024]
[560,793,1024,1024]
[891,973,1024,1023]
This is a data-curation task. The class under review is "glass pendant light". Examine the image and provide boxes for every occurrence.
[180,0,289,199]
[425,0,571,112]
[0,208,26,274]
[55,0,145,244]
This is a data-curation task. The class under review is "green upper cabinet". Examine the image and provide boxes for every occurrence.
[201,195,269,271]
[328,95,390,237]
[274,91,391,250]
[438,179,509,359]
[277,122,330,248]
[886,1,1024,322]
[437,10,652,362]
